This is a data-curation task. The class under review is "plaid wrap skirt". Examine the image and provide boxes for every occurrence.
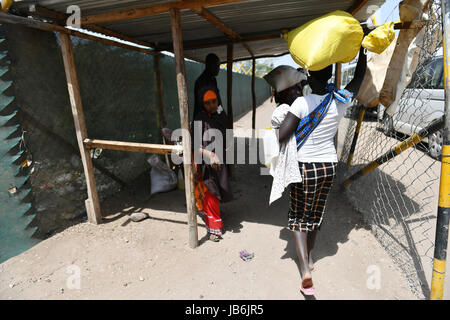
[287,162,337,232]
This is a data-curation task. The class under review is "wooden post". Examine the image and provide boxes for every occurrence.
[59,33,102,224]
[334,63,342,147]
[227,43,234,127]
[251,57,256,131]
[153,53,170,167]
[169,8,198,249]
[335,63,342,89]
[153,53,167,129]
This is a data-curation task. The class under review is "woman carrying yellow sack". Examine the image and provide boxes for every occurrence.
[278,46,367,296]
[191,88,233,242]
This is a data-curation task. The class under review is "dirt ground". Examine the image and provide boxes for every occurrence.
[0,99,417,300]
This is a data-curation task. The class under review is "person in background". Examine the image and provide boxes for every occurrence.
[194,53,225,119]
[191,87,233,242]
[277,46,367,296]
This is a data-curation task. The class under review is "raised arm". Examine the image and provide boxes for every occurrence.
[344,46,367,96]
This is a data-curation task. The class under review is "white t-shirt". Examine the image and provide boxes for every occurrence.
[288,94,349,163]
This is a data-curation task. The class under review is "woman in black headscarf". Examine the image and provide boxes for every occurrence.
[191,86,233,242]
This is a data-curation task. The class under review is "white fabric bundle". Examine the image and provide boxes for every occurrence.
[267,104,302,205]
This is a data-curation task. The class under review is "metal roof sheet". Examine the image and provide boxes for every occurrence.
[14,0,386,61]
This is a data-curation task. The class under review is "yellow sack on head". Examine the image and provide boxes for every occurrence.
[362,22,395,54]
[284,10,364,71]
[1,0,13,12]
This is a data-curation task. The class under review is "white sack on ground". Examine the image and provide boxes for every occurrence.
[147,154,177,196]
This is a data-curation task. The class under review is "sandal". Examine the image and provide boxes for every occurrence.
[209,233,221,242]
[239,250,255,261]
[300,278,315,296]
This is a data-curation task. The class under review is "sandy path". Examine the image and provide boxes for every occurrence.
[0,99,416,300]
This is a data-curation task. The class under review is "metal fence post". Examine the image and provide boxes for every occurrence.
[430,0,450,300]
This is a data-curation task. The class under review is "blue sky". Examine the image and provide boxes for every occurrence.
[263,0,401,69]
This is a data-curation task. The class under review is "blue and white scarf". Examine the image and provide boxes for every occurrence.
[295,84,353,151]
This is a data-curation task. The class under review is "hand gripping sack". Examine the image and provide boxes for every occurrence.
[362,22,396,54]
[284,10,364,71]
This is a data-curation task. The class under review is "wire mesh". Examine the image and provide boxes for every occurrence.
[338,1,444,299]
[221,61,268,78]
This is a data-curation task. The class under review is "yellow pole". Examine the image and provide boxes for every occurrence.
[346,106,366,169]
[430,0,450,300]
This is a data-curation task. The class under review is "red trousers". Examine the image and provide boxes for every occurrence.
[203,190,222,235]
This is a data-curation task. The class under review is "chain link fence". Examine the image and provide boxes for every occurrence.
[338,1,444,299]
[221,61,269,78]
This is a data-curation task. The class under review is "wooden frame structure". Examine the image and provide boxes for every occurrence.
[0,0,390,249]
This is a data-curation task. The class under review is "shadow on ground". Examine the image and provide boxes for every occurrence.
[94,137,371,282]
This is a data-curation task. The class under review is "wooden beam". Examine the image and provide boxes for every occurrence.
[251,57,256,131]
[348,0,370,16]
[227,43,234,127]
[31,6,205,63]
[191,6,253,56]
[229,51,289,63]
[191,6,240,39]
[394,20,428,29]
[59,33,102,225]
[0,12,158,56]
[81,0,246,25]
[84,139,181,154]
[169,8,198,249]
[32,5,154,48]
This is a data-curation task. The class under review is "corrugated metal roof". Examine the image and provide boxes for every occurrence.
[14,0,386,61]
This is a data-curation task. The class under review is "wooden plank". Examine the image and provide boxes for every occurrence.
[0,12,158,56]
[59,33,102,225]
[33,5,156,48]
[170,8,198,249]
[84,139,181,154]
[32,6,207,63]
[191,7,240,39]
[227,43,234,128]
[394,20,428,29]
[153,54,171,168]
[230,51,289,63]
[191,6,253,56]
[348,0,370,15]
[81,0,246,25]
[153,54,168,129]
[251,57,256,131]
